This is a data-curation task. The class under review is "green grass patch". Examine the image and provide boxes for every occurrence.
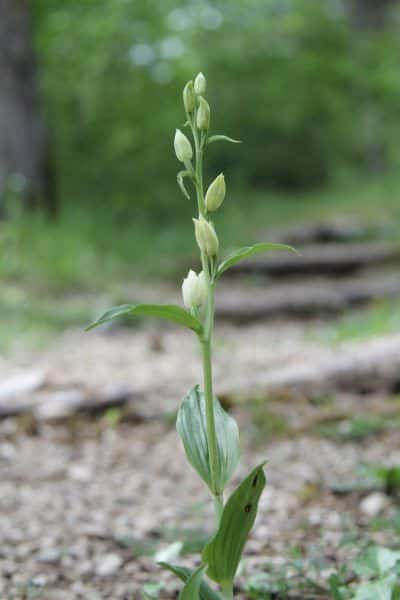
[320,299,400,344]
[317,415,393,442]
[0,284,93,353]
[5,170,400,293]
[2,170,400,353]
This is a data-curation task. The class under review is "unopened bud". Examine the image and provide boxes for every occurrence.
[183,80,196,113]
[196,97,210,131]
[194,72,207,95]
[193,216,219,256]
[205,173,225,212]
[182,269,207,310]
[174,129,193,163]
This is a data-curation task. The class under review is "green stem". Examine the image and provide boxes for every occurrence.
[220,583,234,599]
[201,335,219,500]
[191,111,223,522]
[213,494,224,522]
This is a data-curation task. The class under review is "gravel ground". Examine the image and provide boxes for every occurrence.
[1,320,399,599]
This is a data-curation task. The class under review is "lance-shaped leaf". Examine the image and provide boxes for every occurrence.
[159,563,221,600]
[216,242,296,278]
[176,386,240,495]
[207,135,241,146]
[180,566,206,600]
[86,303,202,334]
[202,463,266,585]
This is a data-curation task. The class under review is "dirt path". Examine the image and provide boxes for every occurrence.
[1,220,400,599]
[1,320,400,599]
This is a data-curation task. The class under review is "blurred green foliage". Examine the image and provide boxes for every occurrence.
[32,0,400,214]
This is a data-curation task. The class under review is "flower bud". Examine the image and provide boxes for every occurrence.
[183,80,196,113]
[182,269,207,310]
[193,216,219,256]
[196,97,210,131]
[194,72,207,95]
[174,129,193,163]
[205,173,225,212]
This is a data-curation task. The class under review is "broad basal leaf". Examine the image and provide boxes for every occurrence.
[176,386,240,494]
[354,546,400,578]
[216,243,296,278]
[353,575,396,600]
[159,563,221,600]
[86,303,202,334]
[202,463,266,585]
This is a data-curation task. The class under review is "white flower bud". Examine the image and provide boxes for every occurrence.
[174,129,193,163]
[194,72,207,95]
[193,216,219,256]
[183,80,196,113]
[205,173,225,212]
[182,269,207,310]
[196,97,210,131]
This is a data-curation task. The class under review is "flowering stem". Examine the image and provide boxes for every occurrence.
[191,112,223,522]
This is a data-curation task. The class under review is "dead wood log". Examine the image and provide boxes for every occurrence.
[223,336,400,399]
[216,273,400,322]
[0,370,45,403]
[34,386,132,421]
[0,383,135,421]
[265,219,367,246]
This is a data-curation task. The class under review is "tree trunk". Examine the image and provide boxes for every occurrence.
[0,0,56,216]
[350,0,397,30]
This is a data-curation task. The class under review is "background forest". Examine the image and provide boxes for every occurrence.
[2,1,400,299]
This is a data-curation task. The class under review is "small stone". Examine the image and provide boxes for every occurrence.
[30,574,47,587]
[94,553,123,577]
[37,548,62,565]
[0,442,16,462]
[68,464,92,482]
[360,492,388,517]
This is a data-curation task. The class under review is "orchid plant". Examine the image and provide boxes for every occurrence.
[88,73,293,599]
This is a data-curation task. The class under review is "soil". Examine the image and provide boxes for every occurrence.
[1,317,399,599]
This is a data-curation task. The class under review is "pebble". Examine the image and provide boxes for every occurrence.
[0,442,16,462]
[68,464,93,482]
[94,553,123,577]
[30,574,48,587]
[359,492,388,517]
[37,548,62,565]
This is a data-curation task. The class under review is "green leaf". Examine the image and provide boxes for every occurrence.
[207,134,241,146]
[202,463,266,585]
[328,574,346,600]
[154,541,183,563]
[176,386,240,494]
[216,243,297,278]
[354,546,400,578]
[180,566,205,600]
[159,562,221,600]
[142,582,164,599]
[353,575,396,600]
[86,303,203,334]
